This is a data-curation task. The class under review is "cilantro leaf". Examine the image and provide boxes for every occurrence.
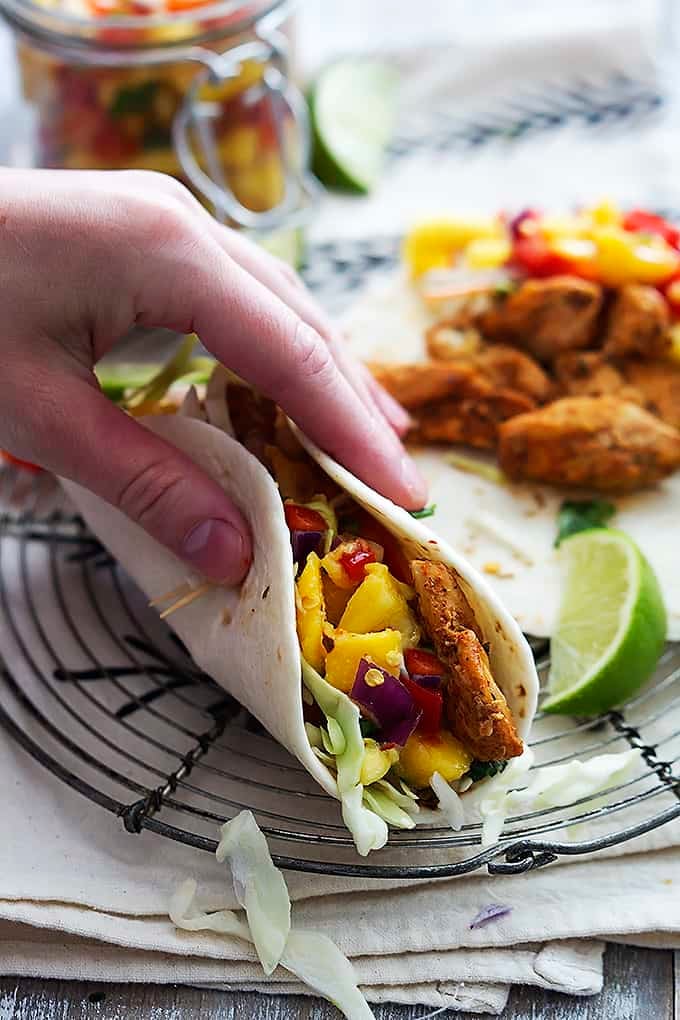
[110,80,158,118]
[409,504,436,520]
[468,759,508,783]
[555,499,616,547]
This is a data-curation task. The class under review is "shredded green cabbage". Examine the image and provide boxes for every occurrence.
[171,813,376,1019]
[304,722,324,749]
[124,335,199,412]
[281,929,374,1020]
[479,749,640,845]
[169,877,250,940]
[447,452,506,484]
[216,811,290,975]
[363,787,417,829]
[301,658,388,855]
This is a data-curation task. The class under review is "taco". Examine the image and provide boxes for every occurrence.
[62,371,538,854]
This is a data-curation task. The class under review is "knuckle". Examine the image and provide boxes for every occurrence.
[116,458,186,531]
[290,321,334,384]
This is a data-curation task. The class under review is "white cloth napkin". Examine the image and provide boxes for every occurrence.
[2,0,680,1013]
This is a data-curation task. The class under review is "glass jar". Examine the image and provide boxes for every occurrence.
[0,0,318,258]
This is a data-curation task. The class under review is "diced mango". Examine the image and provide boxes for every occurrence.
[590,226,679,286]
[339,563,420,647]
[588,198,622,227]
[323,575,353,626]
[295,553,326,673]
[463,237,511,269]
[397,730,473,789]
[325,628,402,693]
[403,217,505,278]
[538,213,592,239]
[360,740,399,786]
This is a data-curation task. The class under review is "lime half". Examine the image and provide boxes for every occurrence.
[543,529,667,715]
[310,60,399,194]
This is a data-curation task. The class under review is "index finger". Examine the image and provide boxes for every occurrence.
[139,235,427,510]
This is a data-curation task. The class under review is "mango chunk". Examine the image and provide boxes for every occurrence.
[360,739,399,786]
[295,552,326,673]
[398,730,472,790]
[323,574,353,626]
[339,563,419,647]
[325,628,402,693]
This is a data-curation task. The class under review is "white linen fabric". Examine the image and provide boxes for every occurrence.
[1,0,680,1013]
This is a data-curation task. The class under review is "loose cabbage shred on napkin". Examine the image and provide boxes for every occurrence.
[170,810,375,1019]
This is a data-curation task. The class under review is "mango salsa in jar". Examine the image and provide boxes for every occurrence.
[2,0,307,256]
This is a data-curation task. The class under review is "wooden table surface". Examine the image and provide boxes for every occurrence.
[0,943,676,1019]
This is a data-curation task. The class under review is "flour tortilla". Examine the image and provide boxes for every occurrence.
[342,271,680,640]
[62,412,538,839]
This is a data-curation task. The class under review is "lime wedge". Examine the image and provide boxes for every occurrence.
[257,227,306,269]
[543,529,667,715]
[310,60,399,194]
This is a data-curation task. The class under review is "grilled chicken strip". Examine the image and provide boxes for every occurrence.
[602,284,670,360]
[478,275,603,362]
[368,360,536,448]
[367,360,494,410]
[620,360,680,430]
[554,351,644,403]
[410,560,524,761]
[498,396,680,492]
[421,340,555,404]
[409,388,534,449]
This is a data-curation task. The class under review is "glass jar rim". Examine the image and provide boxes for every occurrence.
[0,0,287,49]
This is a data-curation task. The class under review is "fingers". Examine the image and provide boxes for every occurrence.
[13,370,252,584]
[144,237,428,510]
[358,363,413,436]
[184,213,411,436]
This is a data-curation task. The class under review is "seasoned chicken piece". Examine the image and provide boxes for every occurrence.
[409,387,534,449]
[602,284,670,360]
[498,396,680,492]
[410,560,523,761]
[621,360,680,429]
[425,318,481,360]
[368,361,484,410]
[554,351,644,403]
[478,275,603,362]
[226,383,277,460]
[474,345,555,403]
[423,334,554,404]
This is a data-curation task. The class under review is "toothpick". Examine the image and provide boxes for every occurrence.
[149,582,192,608]
[158,581,214,619]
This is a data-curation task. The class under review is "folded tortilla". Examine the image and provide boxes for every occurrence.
[62,411,538,854]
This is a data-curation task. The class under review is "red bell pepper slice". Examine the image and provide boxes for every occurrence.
[354,511,412,585]
[339,543,377,583]
[623,209,680,250]
[404,647,445,677]
[510,235,574,278]
[283,503,327,533]
[400,674,443,736]
[1,451,41,473]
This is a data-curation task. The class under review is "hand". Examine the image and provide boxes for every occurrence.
[0,168,426,585]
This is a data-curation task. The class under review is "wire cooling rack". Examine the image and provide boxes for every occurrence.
[1,463,679,880]
[2,232,680,879]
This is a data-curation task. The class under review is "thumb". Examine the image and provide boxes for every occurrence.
[18,374,252,585]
